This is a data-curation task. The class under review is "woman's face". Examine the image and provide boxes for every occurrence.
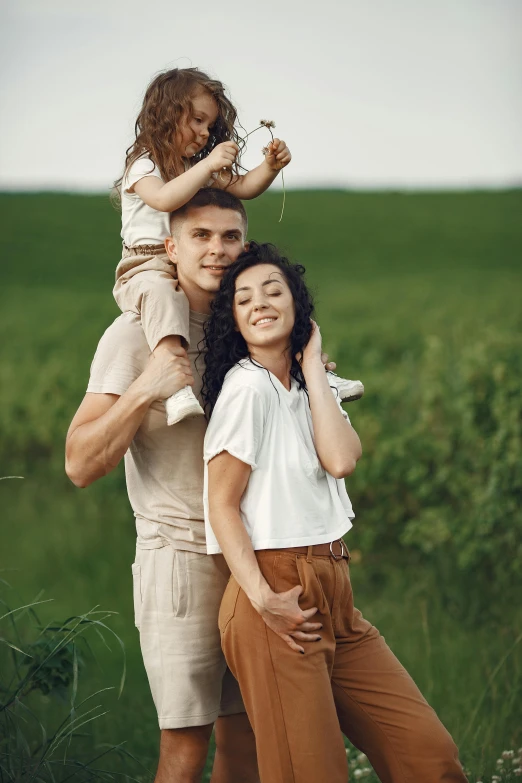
[233,264,295,351]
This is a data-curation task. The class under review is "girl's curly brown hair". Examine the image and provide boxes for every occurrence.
[114,67,242,200]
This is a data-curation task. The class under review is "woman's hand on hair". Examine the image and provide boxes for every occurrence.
[300,319,323,369]
[205,141,239,174]
[254,585,322,654]
[264,139,291,171]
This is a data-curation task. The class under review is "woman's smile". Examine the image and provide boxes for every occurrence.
[252,316,278,327]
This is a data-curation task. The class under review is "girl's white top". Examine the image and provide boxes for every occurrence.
[203,359,354,554]
[121,157,171,247]
[120,155,218,248]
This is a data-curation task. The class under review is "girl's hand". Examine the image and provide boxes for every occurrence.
[264,138,291,171]
[301,320,323,367]
[205,141,239,174]
[254,585,322,654]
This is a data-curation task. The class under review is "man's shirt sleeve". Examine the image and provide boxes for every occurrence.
[86,317,147,397]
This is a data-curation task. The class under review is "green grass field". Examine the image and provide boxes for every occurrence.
[1,190,521,781]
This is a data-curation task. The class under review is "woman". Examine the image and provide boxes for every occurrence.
[202,242,468,783]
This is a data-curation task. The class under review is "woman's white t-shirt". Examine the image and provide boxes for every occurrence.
[203,359,354,554]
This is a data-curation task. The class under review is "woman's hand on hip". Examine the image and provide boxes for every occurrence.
[254,585,322,654]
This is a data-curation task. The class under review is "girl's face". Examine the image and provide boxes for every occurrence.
[178,89,219,158]
[233,264,296,352]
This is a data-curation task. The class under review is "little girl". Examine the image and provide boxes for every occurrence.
[114,66,363,424]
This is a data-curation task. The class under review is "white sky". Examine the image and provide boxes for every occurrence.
[1,0,521,191]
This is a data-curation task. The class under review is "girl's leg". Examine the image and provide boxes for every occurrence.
[330,559,468,783]
[115,263,203,424]
[219,554,348,783]
[116,269,191,353]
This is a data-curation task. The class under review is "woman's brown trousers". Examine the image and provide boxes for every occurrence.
[219,547,468,783]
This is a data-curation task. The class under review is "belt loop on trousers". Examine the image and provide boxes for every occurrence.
[306,546,313,563]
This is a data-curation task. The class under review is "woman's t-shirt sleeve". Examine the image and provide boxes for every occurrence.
[204,383,268,469]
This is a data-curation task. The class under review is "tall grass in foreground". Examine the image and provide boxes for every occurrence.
[0,580,149,782]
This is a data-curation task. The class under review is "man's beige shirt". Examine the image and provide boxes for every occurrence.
[87,310,208,553]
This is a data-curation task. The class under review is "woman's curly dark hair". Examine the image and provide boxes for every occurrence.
[202,242,315,414]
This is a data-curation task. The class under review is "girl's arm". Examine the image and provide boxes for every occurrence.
[302,322,363,478]
[133,142,239,212]
[208,450,322,653]
[221,139,291,200]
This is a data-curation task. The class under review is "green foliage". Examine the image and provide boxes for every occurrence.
[0,583,146,782]
[348,330,522,620]
[0,190,521,773]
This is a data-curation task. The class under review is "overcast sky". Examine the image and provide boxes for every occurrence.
[1,0,521,191]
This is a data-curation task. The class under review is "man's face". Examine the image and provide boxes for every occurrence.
[166,206,247,303]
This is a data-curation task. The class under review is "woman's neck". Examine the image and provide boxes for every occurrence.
[248,347,292,391]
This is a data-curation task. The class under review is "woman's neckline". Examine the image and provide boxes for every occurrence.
[240,357,296,396]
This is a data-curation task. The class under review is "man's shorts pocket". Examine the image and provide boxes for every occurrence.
[218,576,241,634]
[131,563,142,629]
[171,549,189,619]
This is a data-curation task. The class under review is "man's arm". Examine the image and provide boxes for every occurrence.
[65,348,193,488]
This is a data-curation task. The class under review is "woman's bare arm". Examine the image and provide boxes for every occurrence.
[302,323,362,478]
[208,450,322,653]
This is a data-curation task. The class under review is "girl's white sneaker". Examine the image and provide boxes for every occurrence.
[327,373,364,402]
[165,386,205,426]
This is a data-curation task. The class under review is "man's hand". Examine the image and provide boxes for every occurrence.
[253,585,322,654]
[205,141,239,174]
[264,139,291,171]
[321,352,337,373]
[138,346,194,401]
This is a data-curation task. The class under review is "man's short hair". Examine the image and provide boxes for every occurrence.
[169,187,248,236]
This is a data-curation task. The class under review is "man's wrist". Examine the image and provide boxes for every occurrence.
[127,375,157,409]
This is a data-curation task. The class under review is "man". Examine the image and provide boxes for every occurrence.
[66,189,265,783]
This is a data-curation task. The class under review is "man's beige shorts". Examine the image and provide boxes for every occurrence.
[132,544,244,729]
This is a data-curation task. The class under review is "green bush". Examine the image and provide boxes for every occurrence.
[348,331,522,620]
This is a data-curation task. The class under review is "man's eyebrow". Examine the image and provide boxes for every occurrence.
[189,227,242,235]
[235,278,284,294]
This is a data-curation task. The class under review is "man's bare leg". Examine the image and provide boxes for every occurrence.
[155,725,213,783]
[211,713,259,783]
